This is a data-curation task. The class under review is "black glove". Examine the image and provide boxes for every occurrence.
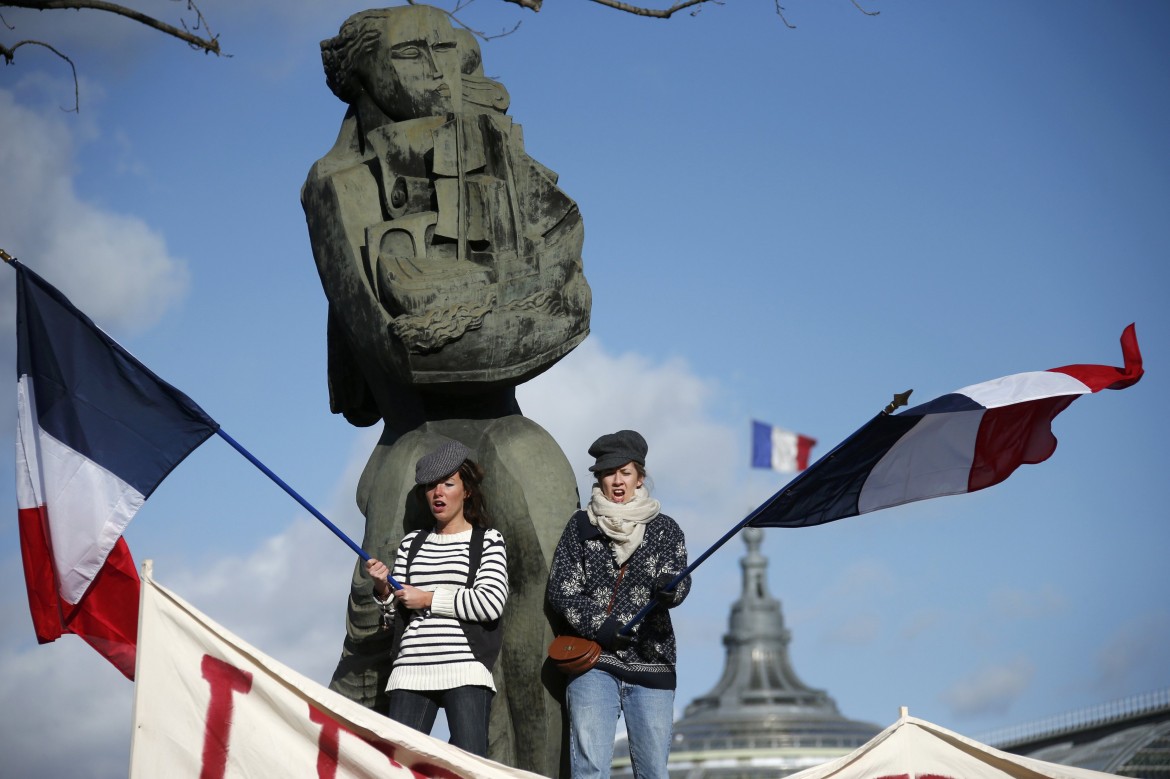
[596,616,633,652]
[654,572,680,607]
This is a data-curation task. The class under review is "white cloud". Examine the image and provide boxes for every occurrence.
[941,657,1035,719]
[519,337,740,551]
[162,516,360,683]
[0,555,134,779]
[160,428,379,684]
[0,88,189,344]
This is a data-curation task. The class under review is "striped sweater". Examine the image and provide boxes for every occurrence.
[381,527,508,692]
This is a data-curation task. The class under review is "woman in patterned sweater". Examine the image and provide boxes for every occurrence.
[365,439,508,757]
[547,430,691,779]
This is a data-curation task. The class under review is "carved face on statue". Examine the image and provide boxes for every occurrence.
[321,6,476,122]
[362,9,462,120]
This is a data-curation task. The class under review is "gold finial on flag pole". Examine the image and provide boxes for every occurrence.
[0,249,15,264]
[884,390,913,415]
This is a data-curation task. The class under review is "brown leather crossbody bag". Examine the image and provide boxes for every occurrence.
[547,562,627,675]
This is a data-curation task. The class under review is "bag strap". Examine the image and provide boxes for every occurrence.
[466,525,485,588]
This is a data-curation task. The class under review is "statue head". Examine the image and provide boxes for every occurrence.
[321,6,483,120]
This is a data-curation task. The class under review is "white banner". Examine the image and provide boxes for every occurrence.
[130,562,542,779]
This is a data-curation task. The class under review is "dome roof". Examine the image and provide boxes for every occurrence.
[613,527,880,777]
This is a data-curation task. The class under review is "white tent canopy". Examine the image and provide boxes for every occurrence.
[785,709,1123,779]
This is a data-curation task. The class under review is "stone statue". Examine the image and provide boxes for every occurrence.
[301,6,588,775]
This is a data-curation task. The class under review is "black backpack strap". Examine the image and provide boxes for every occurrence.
[461,525,503,671]
[466,524,485,587]
[390,529,431,660]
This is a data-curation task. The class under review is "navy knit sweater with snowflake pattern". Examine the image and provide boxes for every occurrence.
[546,510,690,689]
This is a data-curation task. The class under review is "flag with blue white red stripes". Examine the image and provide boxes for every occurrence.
[14,260,218,678]
[748,325,1143,529]
[751,421,817,473]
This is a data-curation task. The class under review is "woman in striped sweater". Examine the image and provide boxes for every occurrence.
[365,439,509,757]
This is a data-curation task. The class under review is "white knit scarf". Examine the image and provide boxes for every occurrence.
[586,485,662,566]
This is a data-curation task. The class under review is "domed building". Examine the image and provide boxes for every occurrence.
[613,527,880,778]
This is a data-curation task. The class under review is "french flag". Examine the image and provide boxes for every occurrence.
[749,325,1143,529]
[751,421,817,473]
[14,261,218,678]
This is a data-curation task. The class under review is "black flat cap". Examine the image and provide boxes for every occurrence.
[587,430,648,473]
[415,439,475,485]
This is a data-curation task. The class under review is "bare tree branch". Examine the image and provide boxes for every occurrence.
[1,0,878,116]
[774,1,795,28]
[526,0,870,25]
[0,38,79,111]
[0,0,221,55]
[850,0,880,16]
[407,0,522,41]
[584,0,711,20]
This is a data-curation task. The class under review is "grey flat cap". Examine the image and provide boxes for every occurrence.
[415,439,475,485]
[587,430,648,473]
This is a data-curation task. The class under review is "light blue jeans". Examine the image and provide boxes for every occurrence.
[566,668,675,779]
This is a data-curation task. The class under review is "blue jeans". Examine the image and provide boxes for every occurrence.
[566,668,674,779]
[386,686,493,757]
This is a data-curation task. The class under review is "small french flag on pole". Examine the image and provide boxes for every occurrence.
[751,421,817,473]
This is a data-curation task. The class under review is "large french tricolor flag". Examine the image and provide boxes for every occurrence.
[752,421,817,473]
[14,260,218,678]
[748,325,1143,529]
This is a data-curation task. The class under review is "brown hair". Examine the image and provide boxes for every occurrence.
[414,459,493,528]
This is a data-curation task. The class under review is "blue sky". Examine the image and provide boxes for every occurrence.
[1,1,1167,775]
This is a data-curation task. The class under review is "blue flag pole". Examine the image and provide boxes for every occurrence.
[215,429,403,590]
[618,391,912,635]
